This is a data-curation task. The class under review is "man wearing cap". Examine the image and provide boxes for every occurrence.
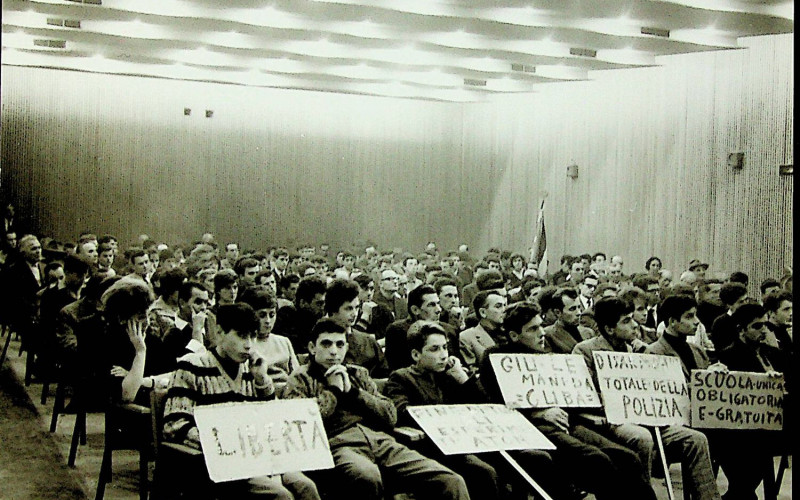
[688,259,709,280]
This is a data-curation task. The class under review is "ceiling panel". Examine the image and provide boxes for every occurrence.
[2,0,793,102]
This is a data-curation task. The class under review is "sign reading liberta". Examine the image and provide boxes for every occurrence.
[690,370,785,430]
[489,353,601,408]
[195,399,334,483]
[593,352,690,426]
[407,404,555,455]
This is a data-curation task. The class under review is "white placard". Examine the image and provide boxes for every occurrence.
[407,404,555,455]
[593,352,690,426]
[690,370,785,430]
[194,399,333,482]
[489,353,601,408]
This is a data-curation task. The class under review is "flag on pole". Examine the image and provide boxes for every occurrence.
[530,199,548,278]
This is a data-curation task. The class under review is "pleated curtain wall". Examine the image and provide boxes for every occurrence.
[1,34,792,294]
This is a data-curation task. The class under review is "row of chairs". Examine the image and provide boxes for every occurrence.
[2,321,791,500]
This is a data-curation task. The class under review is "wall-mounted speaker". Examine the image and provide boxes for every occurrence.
[727,152,744,169]
[566,164,579,179]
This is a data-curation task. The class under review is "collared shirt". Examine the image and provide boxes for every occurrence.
[28,262,41,287]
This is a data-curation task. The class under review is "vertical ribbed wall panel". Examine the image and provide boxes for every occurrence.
[1,69,482,252]
[0,34,792,295]
[469,34,792,294]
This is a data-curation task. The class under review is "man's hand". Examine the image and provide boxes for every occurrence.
[445,356,469,384]
[110,365,129,378]
[126,318,147,353]
[325,365,352,393]
[707,362,728,373]
[539,407,570,433]
[250,354,272,392]
[191,311,207,330]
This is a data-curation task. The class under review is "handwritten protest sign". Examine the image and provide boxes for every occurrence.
[691,370,785,430]
[489,353,601,408]
[593,352,690,426]
[407,404,555,455]
[195,399,333,482]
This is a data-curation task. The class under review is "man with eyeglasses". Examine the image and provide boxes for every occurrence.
[577,273,599,312]
[371,269,408,339]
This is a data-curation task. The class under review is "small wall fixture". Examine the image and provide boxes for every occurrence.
[566,164,579,179]
[205,110,214,118]
[183,108,191,116]
[779,164,793,175]
[727,152,744,169]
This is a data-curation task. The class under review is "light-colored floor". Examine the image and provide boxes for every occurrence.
[1,336,792,500]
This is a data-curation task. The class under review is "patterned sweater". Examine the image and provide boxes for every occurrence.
[162,349,273,449]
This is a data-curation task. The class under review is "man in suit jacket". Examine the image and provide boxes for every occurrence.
[2,235,46,380]
[709,282,750,353]
[542,288,596,354]
[371,268,408,338]
[3,235,45,323]
[384,284,459,371]
[459,290,507,370]
[576,273,599,313]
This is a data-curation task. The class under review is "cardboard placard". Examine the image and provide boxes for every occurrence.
[194,399,333,483]
[690,370,785,430]
[489,353,601,408]
[592,352,690,426]
[407,404,555,455]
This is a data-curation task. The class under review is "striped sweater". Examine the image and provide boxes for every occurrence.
[162,349,273,448]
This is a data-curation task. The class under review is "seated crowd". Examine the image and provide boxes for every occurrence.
[0,215,793,500]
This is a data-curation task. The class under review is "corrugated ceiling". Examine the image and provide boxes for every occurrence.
[1,0,793,101]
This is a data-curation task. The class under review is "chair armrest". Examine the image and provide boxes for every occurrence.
[162,442,203,457]
[118,403,151,415]
[394,426,425,442]
[573,412,607,427]
[373,378,388,393]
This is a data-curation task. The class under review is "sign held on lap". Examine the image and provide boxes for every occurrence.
[593,352,690,426]
[489,353,601,408]
[195,399,333,483]
[690,370,784,430]
[407,404,555,455]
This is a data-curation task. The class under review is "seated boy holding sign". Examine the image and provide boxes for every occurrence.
[479,302,658,500]
[282,318,470,500]
[163,303,320,499]
[384,320,501,499]
[573,297,720,500]
[385,319,568,500]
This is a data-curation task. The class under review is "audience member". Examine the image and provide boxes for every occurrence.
[283,318,469,500]
[163,303,320,499]
[542,288,596,354]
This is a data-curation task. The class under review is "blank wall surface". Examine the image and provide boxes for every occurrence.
[471,34,792,292]
[1,69,491,251]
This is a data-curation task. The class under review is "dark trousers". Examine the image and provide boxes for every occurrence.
[316,424,470,500]
[413,441,500,500]
[541,423,657,500]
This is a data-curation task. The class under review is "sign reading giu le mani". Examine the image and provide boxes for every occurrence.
[488,353,601,409]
